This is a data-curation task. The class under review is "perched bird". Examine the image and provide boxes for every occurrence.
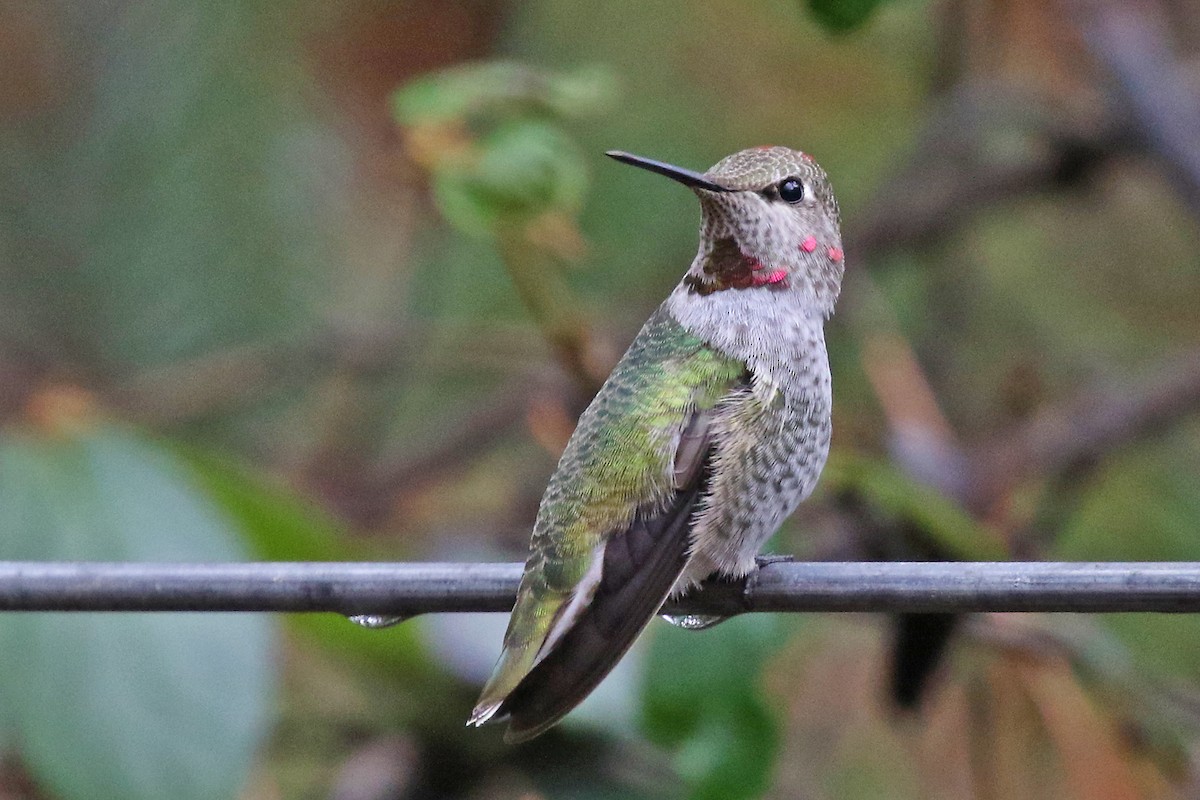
[469,147,845,742]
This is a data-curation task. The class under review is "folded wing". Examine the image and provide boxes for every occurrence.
[469,309,747,741]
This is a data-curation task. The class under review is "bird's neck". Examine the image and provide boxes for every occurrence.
[683,216,843,318]
[665,282,829,397]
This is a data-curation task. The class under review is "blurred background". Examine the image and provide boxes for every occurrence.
[1,0,1199,798]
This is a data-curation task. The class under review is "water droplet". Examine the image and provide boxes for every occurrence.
[346,614,408,629]
[660,613,729,631]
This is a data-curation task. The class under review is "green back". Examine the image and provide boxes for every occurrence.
[477,307,745,707]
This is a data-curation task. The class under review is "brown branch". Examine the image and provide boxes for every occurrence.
[1069,0,1200,216]
[967,346,1200,513]
[843,33,1200,523]
[495,227,608,399]
[846,83,1125,262]
[109,324,548,426]
[366,383,536,496]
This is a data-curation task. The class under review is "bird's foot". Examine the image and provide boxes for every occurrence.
[754,553,795,568]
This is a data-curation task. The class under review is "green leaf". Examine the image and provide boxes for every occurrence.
[173,444,349,563]
[676,702,778,800]
[806,0,889,32]
[643,616,784,800]
[175,445,435,675]
[434,120,589,234]
[0,424,275,800]
[392,61,615,126]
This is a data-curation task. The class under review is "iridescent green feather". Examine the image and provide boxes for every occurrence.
[474,308,744,714]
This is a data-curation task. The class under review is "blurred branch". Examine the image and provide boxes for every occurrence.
[846,83,1124,261]
[968,612,1200,760]
[1069,0,1200,215]
[839,80,1125,528]
[366,383,534,494]
[6,561,1200,615]
[109,324,549,426]
[496,227,607,397]
[844,27,1200,526]
[858,324,973,502]
[852,0,1200,260]
[968,346,1200,513]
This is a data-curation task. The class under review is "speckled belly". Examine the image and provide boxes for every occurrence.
[677,382,831,588]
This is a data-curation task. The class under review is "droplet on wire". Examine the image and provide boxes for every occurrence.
[346,614,408,629]
[659,613,729,631]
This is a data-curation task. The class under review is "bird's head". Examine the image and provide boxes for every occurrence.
[608,147,844,316]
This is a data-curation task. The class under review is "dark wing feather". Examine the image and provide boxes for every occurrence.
[497,443,714,743]
[890,612,958,710]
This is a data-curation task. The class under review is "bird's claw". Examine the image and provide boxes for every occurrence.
[754,553,795,568]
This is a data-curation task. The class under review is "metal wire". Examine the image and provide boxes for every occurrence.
[3,561,1200,616]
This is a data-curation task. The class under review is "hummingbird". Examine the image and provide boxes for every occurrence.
[469,146,845,742]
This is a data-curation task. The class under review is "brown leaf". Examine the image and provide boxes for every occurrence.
[982,659,1058,800]
[1018,657,1143,800]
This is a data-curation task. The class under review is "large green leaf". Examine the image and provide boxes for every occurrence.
[805,0,892,32]
[432,119,590,235]
[642,615,785,800]
[176,446,435,675]
[0,424,275,800]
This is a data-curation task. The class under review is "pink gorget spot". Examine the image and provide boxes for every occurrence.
[800,236,818,253]
[742,254,765,271]
[751,269,788,287]
[827,246,843,263]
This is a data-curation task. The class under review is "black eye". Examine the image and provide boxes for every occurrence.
[777,177,805,203]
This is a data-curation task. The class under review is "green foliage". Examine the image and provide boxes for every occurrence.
[0,2,330,371]
[393,62,612,236]
[823,452,1008,560]
[178,447,436,675]
[643,616,785,800]
[393,61,616,127]
[0,423,275,800]
[434,120,590,234]
[1055,445,1200,682]
[805,0,892,32]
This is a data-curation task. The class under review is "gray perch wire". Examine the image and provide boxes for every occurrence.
[2,561,1200,616]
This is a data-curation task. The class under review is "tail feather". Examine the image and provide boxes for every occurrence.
[493,468,710,742]
[890,612,958,710]
[466,699,504,728]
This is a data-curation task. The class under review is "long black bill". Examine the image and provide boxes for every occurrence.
[606,150,731,192]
